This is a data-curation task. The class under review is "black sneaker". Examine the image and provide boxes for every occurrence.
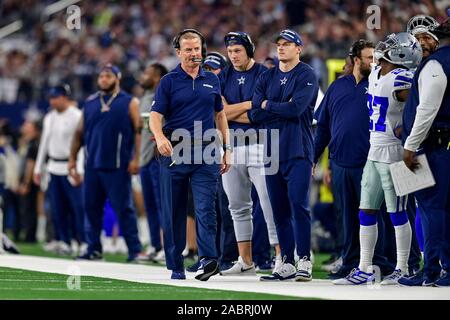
[195,258,219,281]
[75,251,103,261]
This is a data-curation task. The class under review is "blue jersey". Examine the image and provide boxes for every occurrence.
[249,62,318,162]
[404,45,450,139]
[314,75,370,168]
[219,63,267,131]
[83,90,134,170]
[153,64,223,135]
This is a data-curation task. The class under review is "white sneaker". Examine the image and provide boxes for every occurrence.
[321,256,343,273]
[381,269,406,285]
[273,255,283,274]
[295,256,312,281]
[152,249,166,262]
[260,261,296,281]
[71,240,79,255]
[78,243,88,256]
[116,237,128,254]
[333,268,374,285]
[220,256,256,276]
[57,241,73,256]
[43,240,59,253]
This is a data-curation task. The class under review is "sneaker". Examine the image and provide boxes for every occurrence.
[78,243,88,256]
[435,271,450,287]
[171,270,186,280]
[260,261,296,281]
[187,260,201,273]
[220,256,256,276]
[381,269,406,285]
[219,261,234,272]
[195,258,219,281]
[152,250,166,263]
[333,268,374,285]
[76,251,104,261]
[43,240,59,253]
[398,270,430,287]
[255,260,273,272]
[295,256,312,281]
[2,234,20,254]
[57,242,73,256]
[273,255,283,274]
[321,256,343,273]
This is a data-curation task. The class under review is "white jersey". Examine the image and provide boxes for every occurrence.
[34,105,84,176]
[367,66,414,163]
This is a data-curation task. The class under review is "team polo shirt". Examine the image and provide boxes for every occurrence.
[249,62,318,163]
[152,64,223,135]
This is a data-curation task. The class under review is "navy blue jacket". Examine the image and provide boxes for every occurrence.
[314,75,370,168]
[248,62,318,163]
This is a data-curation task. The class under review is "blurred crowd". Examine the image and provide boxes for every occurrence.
[1,0,449,104]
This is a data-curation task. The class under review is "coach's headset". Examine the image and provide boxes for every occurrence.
[172,29,207,60]
[224,31,255,58]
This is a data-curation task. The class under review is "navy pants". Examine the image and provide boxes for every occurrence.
[330,161,393,274]
[414,147,450,281]
[140,159,162,251]
[265,157,311,265]
[216,177,238,265]
[251,186,271,266]
[48,174,85,244]
[83,169,142,258]
[159,155,220,272]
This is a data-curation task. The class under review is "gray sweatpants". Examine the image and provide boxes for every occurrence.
[222,144,278,245]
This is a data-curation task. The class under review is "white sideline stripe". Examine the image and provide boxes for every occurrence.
[0,255,449,300]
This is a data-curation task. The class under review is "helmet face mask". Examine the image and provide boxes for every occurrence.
[407,15,440,42]
[374,33,422,69]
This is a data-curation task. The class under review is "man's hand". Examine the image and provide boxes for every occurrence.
[156,136,173,157]
[220,149,232,174]
[68,159,82,186]
[403,149,420,172]
[33,173,41,186]
[323,167,332,187]
[128,158,139,175]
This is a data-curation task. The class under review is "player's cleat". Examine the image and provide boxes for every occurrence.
[171,270,186,280]
[2,234,20,254]
[333,268,374,285]
[186,260,201,273]
[195,258,219,281]
[43,240,60,253]
[220,256,256,276]
[435,271,450,287]
[380,269,406,285]
[295,256,312,281]
[75,251,104,261]
[259,262,296,281]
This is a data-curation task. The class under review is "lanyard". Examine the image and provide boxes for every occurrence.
[100,92,118,112]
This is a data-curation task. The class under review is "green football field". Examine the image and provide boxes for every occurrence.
[0,242,332,300]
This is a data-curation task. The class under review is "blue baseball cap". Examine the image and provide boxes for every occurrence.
[275,29,303,46]
[48,84,71,98]
[203,52,228,70]
[100,63,122,79]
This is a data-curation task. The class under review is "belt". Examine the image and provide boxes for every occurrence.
[49,156,69,162]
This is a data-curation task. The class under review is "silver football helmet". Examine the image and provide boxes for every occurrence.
[407,15,440,41]
[374,32,423,69]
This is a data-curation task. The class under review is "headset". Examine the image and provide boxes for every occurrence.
[224,31,255,58]
[172,28,207,59]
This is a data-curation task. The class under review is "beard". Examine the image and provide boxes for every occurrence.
[98,82,116,94]
[359,63,372,78]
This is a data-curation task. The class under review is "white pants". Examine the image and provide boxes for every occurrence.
[222,144,278,245]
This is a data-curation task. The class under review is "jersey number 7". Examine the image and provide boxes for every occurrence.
[367,94,388,132]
